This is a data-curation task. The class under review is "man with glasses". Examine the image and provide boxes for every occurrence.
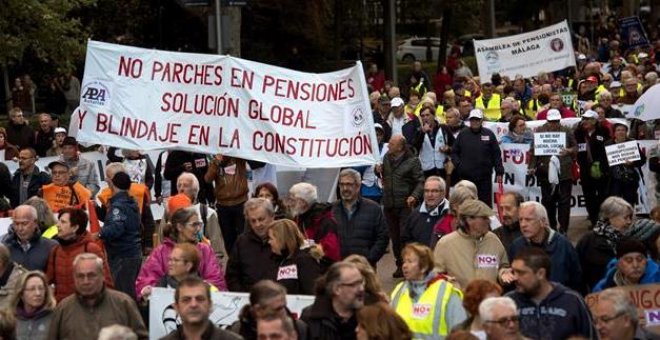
[48,253,147,339]
[479,296,527,340]
[506,247,595,340]
[10,147,50,208]
[4,107,34,149]
[94,171,142,300]
[1,205,56,271]
[301,262,365,340]
[40,160,91,213]
[593,287,655,340]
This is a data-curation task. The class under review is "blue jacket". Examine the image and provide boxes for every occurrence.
[99,191,141,259]
[1,229,57,271]
[509,228,584,294]
[592,257,660,293]
[506,283,595,340]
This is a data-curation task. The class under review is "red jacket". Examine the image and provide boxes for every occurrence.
[46,232,114,301]
[536,106,577,120]
[296,203,341,262]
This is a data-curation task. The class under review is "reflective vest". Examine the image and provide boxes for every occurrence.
[419,127,448,171]
[391,279,463,339]
[525,99,540,119]
[41,182,91,213]
[97,183,150,213]
[474,93,501,121]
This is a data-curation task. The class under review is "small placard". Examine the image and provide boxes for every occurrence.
[534,132,566,156]
[605,140,641,166]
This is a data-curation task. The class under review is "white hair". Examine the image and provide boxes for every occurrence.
[479,296,518,322]
[520,201,549,226]
[289,182,318,205]
[97,324,137,340]
[177,172,200,197]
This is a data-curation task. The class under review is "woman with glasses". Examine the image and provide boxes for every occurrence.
[156,243,204,289]
[136,207,227,302]
[10,271,55,340]
[500,116,533,145]
[45,207,113,301]
[391,243,467,339]
[266,219,321,295]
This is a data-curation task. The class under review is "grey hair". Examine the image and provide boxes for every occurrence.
[449,186,477,215]
[339,168,362,184]
[479,296,518,322]
[289,182,318,205]
[105,162,127,179]
[520,201,549,226]
[23,197,57,228]
[599,196,634,222]
[454,180,477,197]
[244,197,274,217]
[598,90,612,100]
[177,172,200,197]
[425,176,446,192]
[598,288,639,327]
[97,324,138,340]
[15,205,38,222]
[73,252,104,274]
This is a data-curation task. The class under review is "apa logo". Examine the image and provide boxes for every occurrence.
[81,81,110,106]
[351,107,365,127]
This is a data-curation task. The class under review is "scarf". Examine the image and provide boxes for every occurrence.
[504,130,533,143]
[593,220,623,250]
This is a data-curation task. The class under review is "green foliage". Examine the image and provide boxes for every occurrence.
[0,0,96,72]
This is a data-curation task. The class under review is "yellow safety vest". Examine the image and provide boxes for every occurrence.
[525,99,539,119]
[475,93,501,121]
[413,105,446,122]
[42,224,58,239]
[391,279,463,339]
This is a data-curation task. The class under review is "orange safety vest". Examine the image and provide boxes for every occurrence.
[97,183,150,213]
[41,182,91,213]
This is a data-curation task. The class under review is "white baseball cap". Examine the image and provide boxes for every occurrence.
[468,109,484,120]
[582,110,598,119]
[54,127,67,135]
[546,109,562,121]
[391,97,404,107]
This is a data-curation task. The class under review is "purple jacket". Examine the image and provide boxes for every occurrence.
[135,238,227,299]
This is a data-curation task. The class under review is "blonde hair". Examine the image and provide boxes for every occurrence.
[10,271,56,312]
[268,219,304,257]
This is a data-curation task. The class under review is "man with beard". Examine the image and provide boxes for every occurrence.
[451,109,504,206]
[288,182,341,264]
[506,247,595,340]
[493,192,523,250]
[301,262,365,340]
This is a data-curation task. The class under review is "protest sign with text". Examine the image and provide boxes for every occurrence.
[605,140,641,166]
[533,132,566,156]
[70,41,379,168]
[474,20,576,81]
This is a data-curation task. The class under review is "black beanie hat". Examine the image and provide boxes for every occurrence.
[111,172,132,191]
[616,239,647,259]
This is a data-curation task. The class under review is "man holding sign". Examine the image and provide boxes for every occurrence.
[604,123,646,207]
[528,109,577,233]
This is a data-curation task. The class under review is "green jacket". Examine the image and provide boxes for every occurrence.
[382,148,425,209]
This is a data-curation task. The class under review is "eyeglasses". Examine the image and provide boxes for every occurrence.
[485,315,519,326]
[594,311,625,325]
[185,221,203,229]
[339,279,364,288]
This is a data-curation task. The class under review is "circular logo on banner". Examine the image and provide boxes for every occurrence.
[550,38,564,52]
[81,81,110,107]
[351,107,365,127]
[485,51,499,65]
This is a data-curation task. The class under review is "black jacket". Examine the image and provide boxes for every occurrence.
[5,122,33,149]
[164,151,212,203]
[411,123,456,157]
[332,198,389,265]
[10,166,51,208]
[574,123,610,179]
[33,128,54,157]
[229,305,308,340]
[402,200,449,248]
[301,295,357,340]
[161,321,242,340]
[493,222,522,251]
[575,231,616,291]
[272,248,321,295]
[225,229,279,292]
[451,126,504,180]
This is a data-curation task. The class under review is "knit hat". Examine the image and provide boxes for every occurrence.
[459,199,494,217]
[62,136,78,147]
[616,239,647,259]
[111,172,132,191]
[167,193,192,215]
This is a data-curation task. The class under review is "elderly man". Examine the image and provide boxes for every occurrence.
[61,136,100,197]
[411,104,455,178]
[433,199,510,289]
[506,248,595,340]
[41,160,91,213]
[597,90,624,118]
[593,288,656,340]
[162,276,241,340]
[535,93,576,120]
[1,205,57,271]
[0,244,26,309]
[301,262,365,340]
[380,134,424,277]
[48,253,148,339]
[402,176,449,248]
[4,108,34,149]
[226,198,279,292]
[528,109,577,233]
[332,169,388,266]
[493,192,523,250]
[10,147,50,208]
[479,297,527,340]
[33,113,55,157]
[387,97,411,136]
[451,109,504,206]
[444,107,466,138]
[288,182,341,263]
[498,97,518,122]
[509,201,583,293]
[593,239,660,292]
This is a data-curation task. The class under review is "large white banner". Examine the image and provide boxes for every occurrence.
[70,41,379,168]
[148,287,315,340]
[474,21,576,82]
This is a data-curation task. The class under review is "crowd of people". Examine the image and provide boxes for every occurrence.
[1,12,660,340]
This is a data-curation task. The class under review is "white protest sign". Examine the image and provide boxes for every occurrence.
[605,140,641,166]
[70,41,379,168]
[474,20,576,81]
[148,288,315,340]
[533,132,566,156]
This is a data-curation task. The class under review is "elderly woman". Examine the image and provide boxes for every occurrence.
[604,123,646,207]
[391,243,467,339]
[577,197,635,290]
[155,242,205,290]
[500,115,533,145]
[11,271,56,340]
[267,219,321,295]
[433,186,477,236]
[136,207,227,301]
[593,239,660,292]
[357,302,412,340]
[451,279,503,340]
[0,128,19,161]
[46,207,113,301]
[23,197,57,238]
